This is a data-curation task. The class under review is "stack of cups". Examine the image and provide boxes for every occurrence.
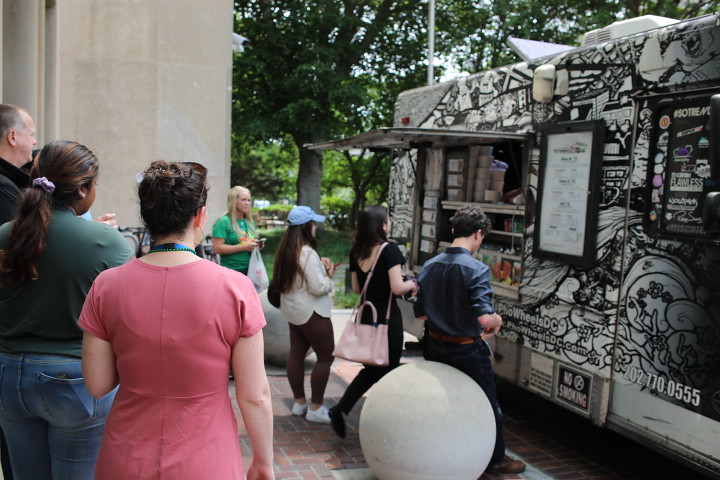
[474,146,494,202]
[466,147,479,202]
[485,160,508,202]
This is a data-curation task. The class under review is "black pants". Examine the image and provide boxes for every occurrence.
[335,308,403,414]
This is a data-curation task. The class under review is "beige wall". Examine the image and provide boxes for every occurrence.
[1,0,233,228]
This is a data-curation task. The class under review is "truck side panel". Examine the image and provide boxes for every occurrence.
[389,14,720,474]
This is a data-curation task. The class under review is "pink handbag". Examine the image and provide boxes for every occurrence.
[332,243,392,367]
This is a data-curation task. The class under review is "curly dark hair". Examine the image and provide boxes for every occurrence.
[451,204,492,238]
[138,160,208,238]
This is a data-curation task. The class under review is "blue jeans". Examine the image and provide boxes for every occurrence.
[0,352,116,480]
[425,338,505,466]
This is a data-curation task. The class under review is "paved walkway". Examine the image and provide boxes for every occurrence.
[231,308,541,480]
[233,356,548,480]
[231,309,703,480]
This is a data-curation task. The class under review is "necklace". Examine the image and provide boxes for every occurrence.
[148,243,198,255]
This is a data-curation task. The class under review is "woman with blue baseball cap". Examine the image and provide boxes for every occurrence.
[271,205,336,423]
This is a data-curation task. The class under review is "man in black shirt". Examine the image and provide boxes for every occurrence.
[0,104,37,480]
[0,104,37,225]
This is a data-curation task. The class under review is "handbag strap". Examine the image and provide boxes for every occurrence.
[352,242,393,322]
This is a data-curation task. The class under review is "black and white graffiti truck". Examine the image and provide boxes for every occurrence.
[309,12,720,477]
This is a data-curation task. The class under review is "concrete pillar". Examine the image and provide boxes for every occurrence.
[58,0,233,227]
[2,0,42,132]
[44,0,59,141]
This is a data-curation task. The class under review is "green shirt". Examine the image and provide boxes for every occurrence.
[211,215,257,272]
[0,208,133,358]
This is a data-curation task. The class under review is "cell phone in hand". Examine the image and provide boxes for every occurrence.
[333,262,342,268]
[258,238,266,244]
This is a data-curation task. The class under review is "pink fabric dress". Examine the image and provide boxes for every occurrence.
[79,258,265,480]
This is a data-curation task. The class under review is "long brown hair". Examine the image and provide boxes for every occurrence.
[0,141,98,287]
[271,222,317,293]
[350,205,389,262]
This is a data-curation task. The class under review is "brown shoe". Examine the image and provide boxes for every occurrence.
[486,455,526,474]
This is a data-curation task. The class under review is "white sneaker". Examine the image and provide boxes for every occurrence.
[306,404,331,424]
[292,401,308,416]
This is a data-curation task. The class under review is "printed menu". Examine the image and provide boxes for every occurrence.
[537,130,594,256]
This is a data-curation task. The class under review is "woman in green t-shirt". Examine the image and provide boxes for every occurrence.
[212,186,263,274]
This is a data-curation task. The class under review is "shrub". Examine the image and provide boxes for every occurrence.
[320,196,351,231]
[259,204,294,221]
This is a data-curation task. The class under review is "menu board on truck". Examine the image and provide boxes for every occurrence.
[534,121,605,267]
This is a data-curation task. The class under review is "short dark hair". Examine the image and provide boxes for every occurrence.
[138,160,208,237]
[451,204,492,238]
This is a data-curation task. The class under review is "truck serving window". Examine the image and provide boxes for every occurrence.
[645,93,717,238]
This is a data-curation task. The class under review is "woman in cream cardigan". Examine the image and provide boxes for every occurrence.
[272,206,336,424]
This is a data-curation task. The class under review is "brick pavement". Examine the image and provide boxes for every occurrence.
[232,351,702,480]
[232,354,532,480]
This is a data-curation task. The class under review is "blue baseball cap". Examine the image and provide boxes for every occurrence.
[287,205,326,226]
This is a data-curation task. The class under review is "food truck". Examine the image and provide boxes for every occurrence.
[308,13,720,477]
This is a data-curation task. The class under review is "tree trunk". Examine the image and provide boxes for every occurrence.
[296,146,323,212]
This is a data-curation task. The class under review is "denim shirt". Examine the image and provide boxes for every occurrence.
[414,246,495,337]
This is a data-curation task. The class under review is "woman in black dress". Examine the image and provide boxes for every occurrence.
[329,205,417,437]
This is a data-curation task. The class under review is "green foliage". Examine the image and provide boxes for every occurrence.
[333,288,360,309]
[233,1,428,142]
[230,135,297,201]
[434,0,718,74]
[257,228,285,279]
[232,1,429,209]
[258,227,352,282]
[315,229,353,262]
[322,149,390,228]
[258,204,294,221]
[320,196,352,230]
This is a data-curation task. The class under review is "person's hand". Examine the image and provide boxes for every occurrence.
[244,241,259,252]
[321,257,335,277]
[409,277,419,295]
[246,462,274,480]
[95,213,118,229]
[479,313,502,340]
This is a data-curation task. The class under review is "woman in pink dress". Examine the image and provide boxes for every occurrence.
[80,161,274,480]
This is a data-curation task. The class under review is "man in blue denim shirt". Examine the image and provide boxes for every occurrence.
[414,204,525,475]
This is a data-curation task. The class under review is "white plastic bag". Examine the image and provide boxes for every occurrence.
[247,247,269,292]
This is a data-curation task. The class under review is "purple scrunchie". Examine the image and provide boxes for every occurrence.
[32,177,56,194]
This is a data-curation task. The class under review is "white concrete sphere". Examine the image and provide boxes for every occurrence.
[258,289,291,366]
[359,361,496,480]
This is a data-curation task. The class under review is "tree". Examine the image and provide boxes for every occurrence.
[233,1,428,212]
[434,0,717,74]
[229,134,297,201]
[323,148,390,227]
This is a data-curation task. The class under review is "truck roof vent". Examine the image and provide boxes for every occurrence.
[581,15,679,46]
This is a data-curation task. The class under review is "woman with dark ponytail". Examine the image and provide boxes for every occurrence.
[0,140,133,479]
